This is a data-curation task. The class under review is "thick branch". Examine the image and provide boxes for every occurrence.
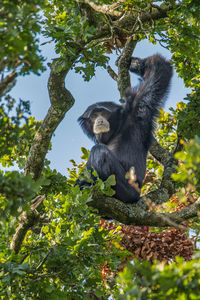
[10,196,45,253]
[118,4,179,29]
[92,4,178,44]
[24,60,76,180]
[13,54,81,252]
[86,0,123,17]
[0,72,17,97]
[117,37,138,98]
[149,137,177,203]
[90,195,200,227]
[150,137,172,165]
[146,157,176,205]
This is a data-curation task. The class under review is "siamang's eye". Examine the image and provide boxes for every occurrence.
[91,113,98,119]
[103,111,111,118]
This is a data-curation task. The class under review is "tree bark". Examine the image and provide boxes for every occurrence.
[24,60,77,180]
[89,194,200,227]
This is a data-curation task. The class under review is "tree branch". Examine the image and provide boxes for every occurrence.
[149,137,177,204]
[14,56,79,252]
[107,65,118,81]
[0,72,17,97]
[117,4,179,29]
[150,137,172,166]
[24,59,76,180]
[10,195,45,254]
[89,195,200,227]
[86,0,123,17]
[117,37,138,98]
[91,3,178,44]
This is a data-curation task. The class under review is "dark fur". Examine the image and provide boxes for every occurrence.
[78,55,173,203]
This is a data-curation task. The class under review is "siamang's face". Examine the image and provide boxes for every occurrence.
[91,108,121,144]
[78,102,122,144]
[90,109,111,135]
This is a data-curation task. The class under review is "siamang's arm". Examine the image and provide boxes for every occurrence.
[125,54,173,126]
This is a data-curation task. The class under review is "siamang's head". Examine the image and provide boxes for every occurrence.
[78,102,121,144]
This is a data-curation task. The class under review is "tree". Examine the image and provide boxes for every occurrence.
[0,0,200,298]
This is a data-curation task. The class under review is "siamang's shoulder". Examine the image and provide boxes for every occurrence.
[144,54,172,69]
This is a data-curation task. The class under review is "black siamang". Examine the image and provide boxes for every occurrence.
[78,54,173,203]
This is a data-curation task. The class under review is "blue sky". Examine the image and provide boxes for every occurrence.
[11,39,190,176]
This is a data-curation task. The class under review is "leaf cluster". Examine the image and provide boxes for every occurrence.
[43,0,109,81]
[0,171,43,219]
[0,95,40,168]
[117,254,200,299]
[0,0,46,75]
[178,91,200,139]
[172,136,200,196]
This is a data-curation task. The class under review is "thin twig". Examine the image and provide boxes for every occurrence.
[107,66,118,81]
[36,248,53,271]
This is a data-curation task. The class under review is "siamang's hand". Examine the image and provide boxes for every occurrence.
[129,57,145,76]
[116,55,145,76]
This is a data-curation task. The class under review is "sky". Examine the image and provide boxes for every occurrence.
[11,39,190,176]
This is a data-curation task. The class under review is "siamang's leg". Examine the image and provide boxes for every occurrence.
[86,144,140,203]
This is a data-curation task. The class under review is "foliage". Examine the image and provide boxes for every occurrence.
[167,1,200,89]
[43,0,109,81]
[0,95,40,168]
[0,181,127,299]
[117,254,200,299]
[156,105,179,151]
[0,171,44,219]
[144,105,179,193]
[172,136,200,197]
[1,0,200,299]
[0,0,46,75]
[178,91,200,139]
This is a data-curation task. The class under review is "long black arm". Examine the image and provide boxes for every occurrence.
[126,54,173,124]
